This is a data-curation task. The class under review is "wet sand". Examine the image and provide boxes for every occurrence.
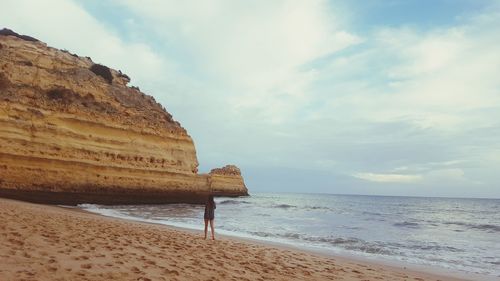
[0,198,476,281]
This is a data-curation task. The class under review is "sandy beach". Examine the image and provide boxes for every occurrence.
[0,198,476,281]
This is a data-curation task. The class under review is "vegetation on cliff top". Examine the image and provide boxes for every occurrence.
[0,28,38,42]
[90,63,113,84]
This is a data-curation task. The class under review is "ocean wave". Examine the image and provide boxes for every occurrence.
[78,203,100,210]
[443,221,500,233]
[256,213,271,217]
[470,224,500,232]
[348,244,393,255]
[339,225,363,230]
[404,243,463,253]
[393,221,420,228]
[307,237,362,245]
[300,235,463,255]
[326,238,393,255]
[283,233,301,239]
[277,233,362,245]
[299,236,394,255]
[305,205,331,211]
[219,199,251,205]
[362,211,383,216]
[273,204,296,209]
[248,231,276,238]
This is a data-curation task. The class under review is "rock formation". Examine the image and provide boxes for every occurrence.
[209,165,248,196]
[0,28,248,205]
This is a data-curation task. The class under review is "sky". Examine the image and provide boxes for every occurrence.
[2,0,500,198]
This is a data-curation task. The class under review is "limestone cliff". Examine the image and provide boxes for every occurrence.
[0,29,248,204]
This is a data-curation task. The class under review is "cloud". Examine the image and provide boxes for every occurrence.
[114,0,361,123]
[354,168,480,186]
[425,168,481,185]
[353,173,422,183]
[318,16,500,132]
[306,7,500,175]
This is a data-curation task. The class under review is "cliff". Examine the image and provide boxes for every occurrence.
[0,28,248,205]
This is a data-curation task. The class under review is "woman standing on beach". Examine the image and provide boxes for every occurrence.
[204,195,216,240]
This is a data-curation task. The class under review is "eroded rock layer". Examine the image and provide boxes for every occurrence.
[0,29,248,204]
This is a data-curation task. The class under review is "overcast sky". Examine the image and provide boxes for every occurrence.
[2,0,500,198]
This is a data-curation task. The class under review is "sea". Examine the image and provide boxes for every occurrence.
[79,193,500,278]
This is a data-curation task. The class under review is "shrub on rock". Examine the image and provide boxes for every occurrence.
[90,64,113,84]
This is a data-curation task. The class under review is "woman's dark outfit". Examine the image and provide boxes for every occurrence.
[204,201,216,220]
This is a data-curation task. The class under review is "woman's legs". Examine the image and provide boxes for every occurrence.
[209,219,215,240]
[204,219,209,239]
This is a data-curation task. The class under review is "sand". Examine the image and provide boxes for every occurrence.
[0,198,475,281]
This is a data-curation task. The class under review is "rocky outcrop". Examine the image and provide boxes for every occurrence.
[209,165,248,196]
[0,29,248,205]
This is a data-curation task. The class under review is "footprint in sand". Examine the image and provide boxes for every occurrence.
[163,269,179,276]
[38,251,49,257]
[81,263,92,269]
[46,265,58,272]
[19,270,36,276]
[22,251,31,258]
[131,266,142,274]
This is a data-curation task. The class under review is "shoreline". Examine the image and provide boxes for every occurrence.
[76,203,495,281]
[0,198,493,281]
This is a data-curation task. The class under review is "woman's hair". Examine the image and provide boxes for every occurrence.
[207,194,215,206]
